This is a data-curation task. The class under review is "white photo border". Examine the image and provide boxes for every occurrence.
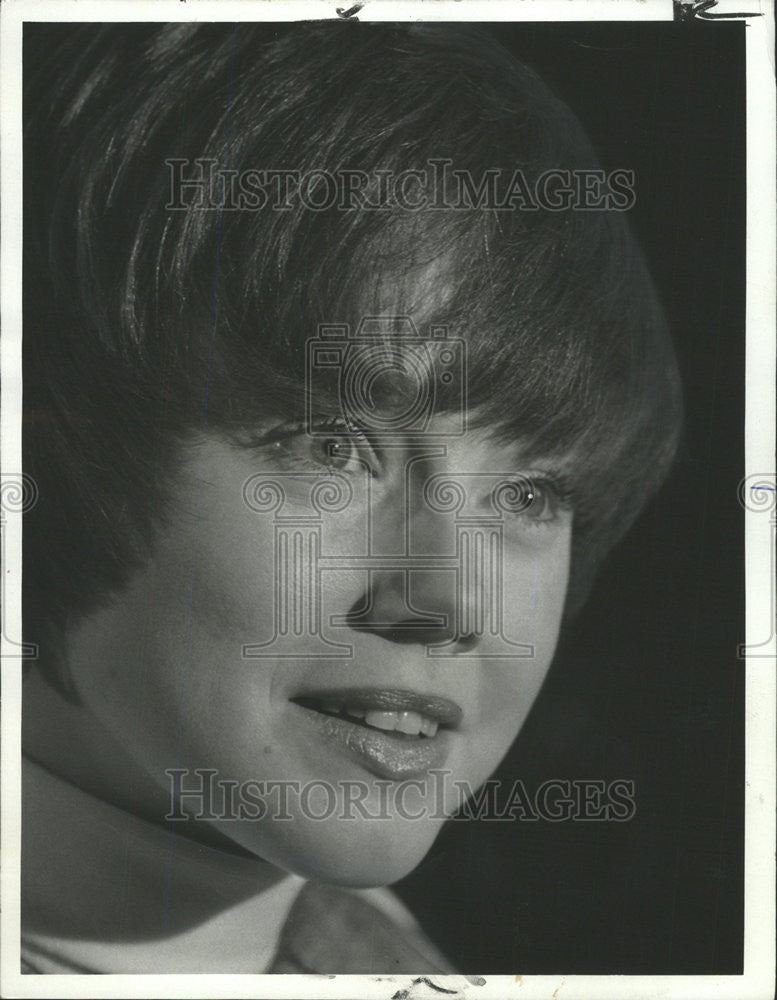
[1,1,774,998]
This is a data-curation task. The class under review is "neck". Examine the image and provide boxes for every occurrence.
[22,755,304,972]
[22,672,303,973]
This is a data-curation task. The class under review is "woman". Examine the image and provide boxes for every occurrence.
[21,21,681,974]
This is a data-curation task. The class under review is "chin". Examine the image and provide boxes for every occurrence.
[224,813,446,888]
[287,847,434,889]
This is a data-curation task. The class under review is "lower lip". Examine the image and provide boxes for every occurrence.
[291,703,452,781]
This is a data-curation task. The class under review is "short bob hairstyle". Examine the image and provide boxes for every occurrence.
[23,22,682,678]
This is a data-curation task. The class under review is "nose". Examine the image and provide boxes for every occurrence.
[340,467,480,651]
[343,570,479,650]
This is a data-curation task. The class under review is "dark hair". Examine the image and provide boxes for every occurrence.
[23,21,682,678]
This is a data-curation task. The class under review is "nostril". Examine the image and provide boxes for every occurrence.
[347,618,450,645]
[383,628,444,645]
[345,615,481,650]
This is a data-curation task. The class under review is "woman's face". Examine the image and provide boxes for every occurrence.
[64,412,572,886]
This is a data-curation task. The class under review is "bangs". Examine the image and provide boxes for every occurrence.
[202,193,679,571]
[24,20,682,632]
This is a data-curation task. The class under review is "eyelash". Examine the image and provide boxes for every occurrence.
[497,472,573,526]
[254,418,574,523]
[255,417,374,475]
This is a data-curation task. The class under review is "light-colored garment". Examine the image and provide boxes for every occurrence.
[20,757,452,974]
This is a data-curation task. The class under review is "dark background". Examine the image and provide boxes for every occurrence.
[396,22,746,975]
[21,17,746,977]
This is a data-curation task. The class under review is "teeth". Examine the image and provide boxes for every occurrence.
[420,717,439,738]
[363,709,439,737]
[321,701,368,720]
[311,699,440,736]
[364,710,399,732]
[396,710,423,734]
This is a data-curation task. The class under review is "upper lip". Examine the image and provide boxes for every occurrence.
[291,687,463,729]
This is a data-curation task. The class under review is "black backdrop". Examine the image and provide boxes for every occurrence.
[396,21,746,975]
[22,16,746,978]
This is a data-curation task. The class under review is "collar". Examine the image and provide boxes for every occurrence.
[21,755,305,973]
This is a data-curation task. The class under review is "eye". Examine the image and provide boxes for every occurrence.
[518,480,555,522]
[312,423,371,474]
[493,474,571,524]
[258,417,381,476]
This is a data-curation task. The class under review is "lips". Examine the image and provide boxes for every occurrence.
[292,688,462,732]
[289,687,462,781]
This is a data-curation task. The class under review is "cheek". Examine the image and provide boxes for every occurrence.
[477,530,570,741]
[65,597,189,771]
[64,513,281,771]
[185,509,276,639]
[502,527,571,648]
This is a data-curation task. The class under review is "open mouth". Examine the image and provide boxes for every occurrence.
[290,688,463,740]
[289,689,461,780]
